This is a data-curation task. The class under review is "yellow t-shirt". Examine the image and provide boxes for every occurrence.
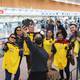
[23,41,30,55]
[23,33,34,55]
[52,42,68,70]
[2,43,20,74]
[44,38,55,55]
[29,33,34,41]
[74,40,80,56]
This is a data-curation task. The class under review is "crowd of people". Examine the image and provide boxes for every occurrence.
[2,18,80,80]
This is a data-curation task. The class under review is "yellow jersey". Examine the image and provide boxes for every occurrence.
[2,43,20,74]
[23,40,30,55]
[44,38,55,55]
[23,33,34,55]
[52,40,68,70]
[29,33,34,41]
[74,40,80,56]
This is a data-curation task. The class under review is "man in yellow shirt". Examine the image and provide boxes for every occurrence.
[22,19,35,70]
[69,23,80,79]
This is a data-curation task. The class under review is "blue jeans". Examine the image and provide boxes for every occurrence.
[5,67,20,80]
[59,60,70,80]
[5,70,12,80]
[77,57,80,73]
[14,67,20,80]
[76,57,80,80]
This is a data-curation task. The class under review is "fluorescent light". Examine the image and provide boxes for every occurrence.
[51,0,80,5]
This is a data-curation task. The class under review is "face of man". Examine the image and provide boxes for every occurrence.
[29,25,34,33]
[70,24,78,34]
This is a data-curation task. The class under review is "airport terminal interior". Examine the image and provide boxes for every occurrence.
[0,0,80,80]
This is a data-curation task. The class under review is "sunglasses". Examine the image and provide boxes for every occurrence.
[17,29,21,31]
[11,36,16,39]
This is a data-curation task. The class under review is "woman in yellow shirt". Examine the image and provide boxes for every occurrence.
[44,29,55,57]
[2,34,20,80]
[43,29,55,73]
[51,32,69,80]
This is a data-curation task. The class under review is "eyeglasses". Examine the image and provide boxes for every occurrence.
[11,36,16,39]
[17,29,21,31]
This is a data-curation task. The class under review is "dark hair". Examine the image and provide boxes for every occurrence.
[33,32,42,40]
[22,19,31,26]
[3,33,15,52]
[22,19,34,27]
[56,32,63,37]
[69,24,77,28]
[14,26,21,36]
[58,25,67,39]
[33,33,43,47]
[8,33,15,40]
[30,19,34,25]
[56,20,61,24]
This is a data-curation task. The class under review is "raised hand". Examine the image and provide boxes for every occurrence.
[21,27,29,37]
[22,27,29,33]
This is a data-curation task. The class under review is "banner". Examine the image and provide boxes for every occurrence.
[0,7,80,16]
